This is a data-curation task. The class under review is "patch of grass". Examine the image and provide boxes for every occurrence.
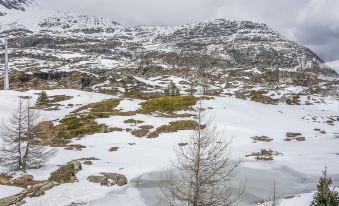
[147,120,198,138]
[169,120,199,130]
[156,112,195,118]
[123,118,145,124]
[49,95,72,103]
[199,96,215,100]
[64,144,86,151]
[108,127,124,132]
[139,125,154,130]
[87,111,137,118]
[72,99,120,113]
[131,128,150,138]
[91,99,121,113]
[139,96,198,114]
[147,125,177,138]
[125,91,163,100]
[54,114,109,140]
[250,91,277,105]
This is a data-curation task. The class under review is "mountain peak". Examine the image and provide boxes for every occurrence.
[0,0,33,11]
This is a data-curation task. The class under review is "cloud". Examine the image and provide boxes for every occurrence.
[38,0,339,61]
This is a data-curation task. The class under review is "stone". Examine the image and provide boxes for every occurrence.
[87,176,109,186]
[0,196,19,206]
[83,161,93,165]
[109,147,119,152]
[49,161,82,183]
[100,173,128,186]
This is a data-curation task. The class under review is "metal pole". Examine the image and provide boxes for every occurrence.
[4,36,9,90]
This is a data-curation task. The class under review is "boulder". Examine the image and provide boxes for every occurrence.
[12,175,39,188]
[83,161,93,165]
[0,173,12,185]
[49,161,82,183]
[87,176,109,186]
[109,147,119,152]
[0,196,19,206]
[100,173,128,186]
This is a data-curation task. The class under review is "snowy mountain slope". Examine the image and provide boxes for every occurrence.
[325,60,339,74]
[0,1,120,32]
[0,0,325,73]
[0,0,32,11]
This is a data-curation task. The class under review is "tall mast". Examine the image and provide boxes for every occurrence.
[4,36,9,90]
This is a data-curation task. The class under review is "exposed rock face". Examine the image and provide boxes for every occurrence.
[0,1,326,77]
[1,0,336,94]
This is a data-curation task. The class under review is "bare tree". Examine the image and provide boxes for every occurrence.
[266,181,280,206]
[196,68,210,95]
[0,97,55,172]
[161,102,243,206]
[0,97,26,171]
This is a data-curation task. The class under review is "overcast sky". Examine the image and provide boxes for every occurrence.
[39,0,339,61]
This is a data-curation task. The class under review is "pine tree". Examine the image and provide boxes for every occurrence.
[311,167,339,206]
[36,91,49,106]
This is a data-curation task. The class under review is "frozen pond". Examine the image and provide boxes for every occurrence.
[88,165,339,206]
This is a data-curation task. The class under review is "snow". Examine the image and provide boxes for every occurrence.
[116,98,144,112]
[259,188,339,206]
[325,60,339,74]
[0,90,338,206]
[0,185,24,199]
[278,192,314,206]
[0,89,114,122]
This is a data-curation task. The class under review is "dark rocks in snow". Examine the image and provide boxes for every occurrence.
[87,173,128,186]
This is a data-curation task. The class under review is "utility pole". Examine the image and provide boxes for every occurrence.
[4,36,9,90]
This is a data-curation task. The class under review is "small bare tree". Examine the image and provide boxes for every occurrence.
[161,102,243,206]
[265,181,280,206]
[0,97,26,171]
[0,97,55,172]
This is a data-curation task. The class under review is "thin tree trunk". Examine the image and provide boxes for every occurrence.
[23,100,31,172]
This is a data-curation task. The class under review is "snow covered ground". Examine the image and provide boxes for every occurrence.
[326,60,339,74]
[0,89,338,206]
[0,185,24,199]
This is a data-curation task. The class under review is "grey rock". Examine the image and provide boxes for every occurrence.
[87,176,109,186]
[100,173,128,186]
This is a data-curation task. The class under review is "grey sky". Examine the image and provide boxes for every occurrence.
[39,0,339,61]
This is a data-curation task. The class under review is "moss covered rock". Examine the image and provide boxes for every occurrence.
[49,161,82,183]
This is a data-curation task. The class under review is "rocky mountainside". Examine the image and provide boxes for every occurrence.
[0,0,337,93]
